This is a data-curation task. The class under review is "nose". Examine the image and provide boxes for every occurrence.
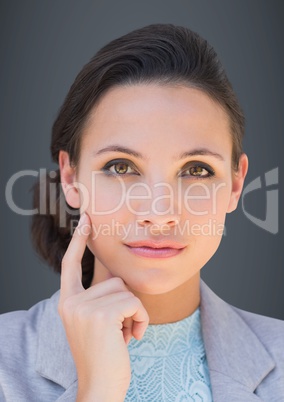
[137,216,179,234]
[137,215,179,226]
[134,182,181,231]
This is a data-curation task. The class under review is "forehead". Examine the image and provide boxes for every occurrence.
[82,84,232,155]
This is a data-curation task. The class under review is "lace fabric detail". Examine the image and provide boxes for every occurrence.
[125,307,212,401]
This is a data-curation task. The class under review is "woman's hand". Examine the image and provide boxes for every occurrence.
[58,212,149,401]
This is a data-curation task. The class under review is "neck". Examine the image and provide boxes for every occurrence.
[130,272,200,324]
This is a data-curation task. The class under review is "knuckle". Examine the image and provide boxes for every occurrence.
[133,296,142,306]
[131,296,146,314]
[90,307,110,325]
[111,277,126,287]
[60,297,75,317]
[73,303,108,324]
[124,290,135,299]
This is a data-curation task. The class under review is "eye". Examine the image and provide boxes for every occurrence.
[180,162,215,179]
[101,159,138,175]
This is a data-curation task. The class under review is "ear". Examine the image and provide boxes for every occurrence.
[58,150,81,209]
[227,153,249,213]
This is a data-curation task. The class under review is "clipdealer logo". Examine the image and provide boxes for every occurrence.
[241,167,279,234]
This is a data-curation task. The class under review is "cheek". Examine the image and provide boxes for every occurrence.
[85,209,125,258]
[86,223,128,270]
[182,180,230,220]
[80,173,128,216]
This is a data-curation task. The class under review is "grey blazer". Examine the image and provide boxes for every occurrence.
[0,279,283,401]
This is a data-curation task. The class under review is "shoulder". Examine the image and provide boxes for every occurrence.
[200,280,284,397]
[233,307,284,350]
[0,296,50,354]
[232,305,284,352]
[0,296,51,376]
[201,279,284,355]
[232,306,284,398]
[0,292,63,401]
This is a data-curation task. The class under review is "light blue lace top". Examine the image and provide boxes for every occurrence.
[125,307,213,401]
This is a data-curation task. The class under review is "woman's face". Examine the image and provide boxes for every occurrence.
[62,84,248,295]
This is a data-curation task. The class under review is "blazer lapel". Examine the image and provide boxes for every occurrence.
[55,382,78,401]
[200,279,275,401]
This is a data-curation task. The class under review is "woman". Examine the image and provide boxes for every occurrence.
[0,24,283,401]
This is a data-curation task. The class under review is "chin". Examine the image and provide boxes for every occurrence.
[125,275,181,296]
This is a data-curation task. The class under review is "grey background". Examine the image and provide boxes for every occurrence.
[0,1,283,318]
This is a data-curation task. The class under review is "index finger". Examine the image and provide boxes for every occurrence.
[60,212,92,299]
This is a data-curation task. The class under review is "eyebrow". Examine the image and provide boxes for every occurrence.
[95,145,144,159]
[94,145,225,161]
[179,149,225,161]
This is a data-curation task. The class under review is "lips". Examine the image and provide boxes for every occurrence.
[124,240,186,259]
[125,240,186,249]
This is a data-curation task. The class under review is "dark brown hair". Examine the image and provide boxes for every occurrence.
[31,23,245,288]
